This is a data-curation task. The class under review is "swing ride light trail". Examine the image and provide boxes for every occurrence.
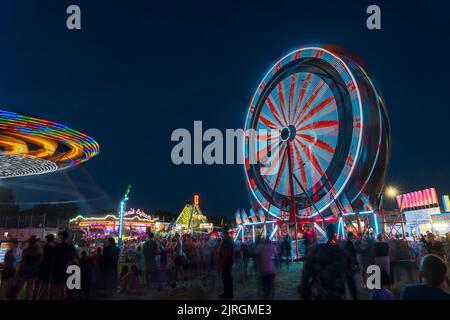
[0,110,99,178]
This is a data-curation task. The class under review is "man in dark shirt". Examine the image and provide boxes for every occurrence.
[373,234,390,277]
[219,226,234,299]
[373,236,390,257]
[37,234,55,299]
[401,254,450,300]
[344,232,358,269]
[424,233,445,259]
[299,224,357,300]
[101,237,120,293]
[51,230,77,300]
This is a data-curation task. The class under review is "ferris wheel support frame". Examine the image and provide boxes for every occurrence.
[286,141,300,260]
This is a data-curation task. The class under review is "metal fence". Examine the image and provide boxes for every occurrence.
[0,214,69,229]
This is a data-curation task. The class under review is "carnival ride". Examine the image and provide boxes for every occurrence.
[0,110,99,178]
[234,208,277,242]
[175,194,211,232]
[69,208,169,240]
[243,46,391,256]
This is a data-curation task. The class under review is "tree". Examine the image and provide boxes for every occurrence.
[0,187,19,217]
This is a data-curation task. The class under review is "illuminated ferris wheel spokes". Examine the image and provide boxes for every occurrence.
[258,73,340,198]
[244,47,369,220]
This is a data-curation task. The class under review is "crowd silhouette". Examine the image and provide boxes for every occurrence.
[1,225,449,300]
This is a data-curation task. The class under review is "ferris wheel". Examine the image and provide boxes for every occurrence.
[243,47,390,223]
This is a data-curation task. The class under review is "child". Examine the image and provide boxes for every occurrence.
[122,265,143,295]
[371,270,395,300]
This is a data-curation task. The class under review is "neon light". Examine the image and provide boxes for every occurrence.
[397,188,440,210]
[233,227,241,241]
[69,214,157,223]
[124,208,152,220]
[194,194,199,206]
[242,221,277,226]
[359,210,374,215]
[118,184,131,249]
[337,217,346,238]
[313,222,326,237]
[269,225,278,240]
[373,213,379,235]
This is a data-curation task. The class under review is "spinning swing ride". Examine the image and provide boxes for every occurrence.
[243,46,390,254]
[0,109,99,178]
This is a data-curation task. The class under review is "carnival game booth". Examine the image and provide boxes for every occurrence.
[431,195,450,235]
[69,209,170,240]
[396,188,442,236]
[431,212,450,235]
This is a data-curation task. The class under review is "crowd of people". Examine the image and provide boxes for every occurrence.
[0,225,449,300]
[0,230,119,300]
[300,226,450,300]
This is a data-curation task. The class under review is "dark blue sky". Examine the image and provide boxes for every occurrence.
[0,0,449,216]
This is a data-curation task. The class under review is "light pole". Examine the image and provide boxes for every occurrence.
[117,184,131,249]
[385,186,406,238]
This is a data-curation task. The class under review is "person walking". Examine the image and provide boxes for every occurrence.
[355,234,373,287]
[212,238,222,277]
[0,238,20,300]
[344,232,358,271]
[303,225,313,258]
[173,233,186,287]
[219,226,234,299]
[299,224,357,300]
[142,232,160,290]
[101,237,120,295]
[254,237,278,299]
[241,241,250,278]
[200,236,212,271]
[37,234,55,300]
[17,236,43,300]
[281,235,292,270]
[373,234,391,278]
[51,231,78,300]
[134,245,144,276]
[80,250,100,299]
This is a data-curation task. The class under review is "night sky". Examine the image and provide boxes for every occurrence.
[0,0,449,216]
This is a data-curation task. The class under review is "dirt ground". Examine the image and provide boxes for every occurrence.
[115,260,421,300]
